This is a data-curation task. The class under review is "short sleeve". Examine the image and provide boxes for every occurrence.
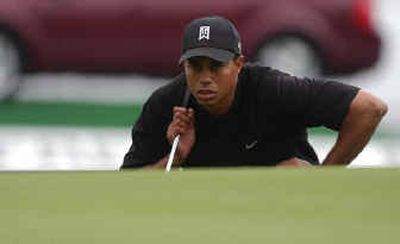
[275,73,360,130]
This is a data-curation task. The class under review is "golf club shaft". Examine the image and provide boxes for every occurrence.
[166,135,180,172]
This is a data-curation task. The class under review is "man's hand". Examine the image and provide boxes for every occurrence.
[166,106,195,166]
[277,157,314,167]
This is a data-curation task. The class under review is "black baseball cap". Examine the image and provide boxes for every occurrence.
[179,16,242,64]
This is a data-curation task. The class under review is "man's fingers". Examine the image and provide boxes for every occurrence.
[168,106,195,142]
[175,127,186,136]
[174,114,190,126]
[188,108,195,126]
[172,114,190,129]
[173,107,193,126]
[167,124,182,141]
[173,106,188,114]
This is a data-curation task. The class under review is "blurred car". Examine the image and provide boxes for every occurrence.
[0,0,380,99]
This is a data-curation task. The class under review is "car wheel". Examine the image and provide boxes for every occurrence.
[256,36,322,78]
[0,33,21,100]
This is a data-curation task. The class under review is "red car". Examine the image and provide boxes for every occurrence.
[0,0,380,99]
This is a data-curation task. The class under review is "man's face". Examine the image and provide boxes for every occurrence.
[184,56,244,115]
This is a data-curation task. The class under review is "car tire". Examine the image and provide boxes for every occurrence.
[0,32,21,100]
[255,35,322,78]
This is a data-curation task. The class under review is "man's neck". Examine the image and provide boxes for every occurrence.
[204,104,231,116]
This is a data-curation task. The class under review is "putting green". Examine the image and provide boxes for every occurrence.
[0,168,398,243]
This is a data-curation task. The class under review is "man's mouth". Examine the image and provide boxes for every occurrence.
[197,89,217,101]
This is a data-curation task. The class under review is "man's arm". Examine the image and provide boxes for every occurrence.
[322,90,388,165]
[121,97,170,169]
[143,107,195,169]
[143,156,169,169]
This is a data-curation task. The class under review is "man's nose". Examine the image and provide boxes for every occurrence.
[198,68,214,85]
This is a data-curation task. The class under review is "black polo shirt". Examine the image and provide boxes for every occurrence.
[122,64,360,168]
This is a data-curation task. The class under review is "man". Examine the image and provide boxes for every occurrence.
[121,16,387,169]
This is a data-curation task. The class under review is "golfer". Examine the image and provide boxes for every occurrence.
[121,16,387,169]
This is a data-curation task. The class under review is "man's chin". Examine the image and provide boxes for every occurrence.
[196,96,217,108]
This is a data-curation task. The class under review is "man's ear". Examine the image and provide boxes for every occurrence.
[234,55,245,73]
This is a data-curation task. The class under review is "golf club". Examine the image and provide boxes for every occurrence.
[165,88,191,172]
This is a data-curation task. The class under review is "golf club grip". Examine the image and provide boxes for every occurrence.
[182,88,191,108]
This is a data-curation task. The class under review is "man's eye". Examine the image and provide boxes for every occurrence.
[187,61,201,71]
[210,61,224,71]
[187,58,224,72]
[191,64,202,72]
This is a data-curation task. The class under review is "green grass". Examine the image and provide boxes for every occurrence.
[0,168,399,243]
[0,101,141,127]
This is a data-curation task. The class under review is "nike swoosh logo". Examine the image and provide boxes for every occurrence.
[245,140,258,150]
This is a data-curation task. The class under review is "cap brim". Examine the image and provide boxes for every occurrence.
[179,47,235,64]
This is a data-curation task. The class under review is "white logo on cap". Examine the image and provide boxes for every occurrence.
[198,26,210,41]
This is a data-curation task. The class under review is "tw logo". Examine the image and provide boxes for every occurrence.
[198,26,210,41]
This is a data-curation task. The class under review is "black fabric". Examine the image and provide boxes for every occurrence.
[122,64,360,168]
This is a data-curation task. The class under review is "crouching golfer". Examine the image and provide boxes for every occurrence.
[121,16,387,169]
